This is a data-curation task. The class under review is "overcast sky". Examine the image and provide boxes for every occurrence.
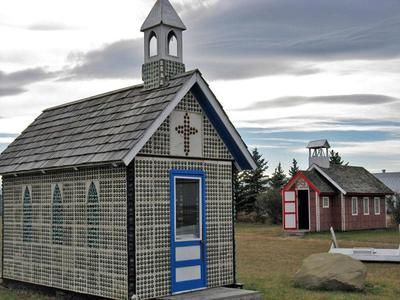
[1,0,400,174]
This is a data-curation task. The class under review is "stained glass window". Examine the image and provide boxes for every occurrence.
[87,182,99,248]
[52,184,63,245]
[23,186,32,242]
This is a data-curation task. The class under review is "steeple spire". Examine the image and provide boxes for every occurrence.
[141,0,186,89]
[141,0,186,31]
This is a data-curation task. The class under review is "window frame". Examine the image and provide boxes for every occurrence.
[322,196,329,208]
[173,175,203,242]
[363,197,370,215]
[374,197,381,215]
[351,197,358,216]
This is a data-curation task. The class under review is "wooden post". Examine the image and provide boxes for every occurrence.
[330,227,339,248]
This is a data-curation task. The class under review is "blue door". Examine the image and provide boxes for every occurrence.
[170,170,207,294]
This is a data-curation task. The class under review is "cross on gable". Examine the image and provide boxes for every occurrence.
[175,112,199,156]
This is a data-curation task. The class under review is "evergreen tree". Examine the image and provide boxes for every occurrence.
[388,193,400,225]
[289,158,299,177]
[235,148,268,213]
[255,189,282,224]
[270,162,288,189]
[233,169,246,215]
[329,150,348,165]
[255,162,287,224]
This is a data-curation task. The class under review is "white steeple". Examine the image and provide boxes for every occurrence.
[141,0,186,31]
[141,0,187,89]
[141,0,186,64]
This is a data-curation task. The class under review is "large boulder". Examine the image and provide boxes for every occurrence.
[294,253,367,291]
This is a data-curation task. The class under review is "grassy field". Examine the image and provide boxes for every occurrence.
[236,224,400,300]
[0,223,400,299]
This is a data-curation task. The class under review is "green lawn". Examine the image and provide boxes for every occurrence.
[1,223,400,299]
[236,224,400,300]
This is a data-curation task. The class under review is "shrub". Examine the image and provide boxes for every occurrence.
[387,193,400,226]
[255,189,282,224]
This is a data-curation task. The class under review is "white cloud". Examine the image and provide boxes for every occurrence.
[0,0,398,173]
[291,140,400,155]
[333,140,400,156]
[0,137,15,144]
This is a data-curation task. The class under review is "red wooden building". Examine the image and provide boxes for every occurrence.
[282,140,393,232]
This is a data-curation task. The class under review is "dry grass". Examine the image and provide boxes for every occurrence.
[0,222,399,299]
[236,223,400,300]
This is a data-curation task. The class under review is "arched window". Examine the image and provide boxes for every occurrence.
[149,32,158,57]
[168,31,178,57]
[52,184,63,245]
[23,186,32,242]
[87,182,99,248]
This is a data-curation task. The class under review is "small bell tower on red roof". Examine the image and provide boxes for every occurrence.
[307,139,331,168]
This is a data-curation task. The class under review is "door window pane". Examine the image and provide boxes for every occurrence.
[175,178,200,240]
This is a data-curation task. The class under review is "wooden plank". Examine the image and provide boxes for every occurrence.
[158,287,262,300]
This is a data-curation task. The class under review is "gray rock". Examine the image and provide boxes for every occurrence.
[294,253,367,291]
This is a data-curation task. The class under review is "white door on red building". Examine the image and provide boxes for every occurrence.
[283,191,297,230]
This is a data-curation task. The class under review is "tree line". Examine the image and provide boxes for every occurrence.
[234,148,346,223]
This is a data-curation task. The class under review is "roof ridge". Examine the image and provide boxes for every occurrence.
[374,172,400,175]
[43,83,144,112]
[171,69,200,79]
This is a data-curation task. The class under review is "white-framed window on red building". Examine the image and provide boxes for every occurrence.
[374,197,381,215]
[322,196,329,208]
[351,197,358,216]
[363,197,370,215]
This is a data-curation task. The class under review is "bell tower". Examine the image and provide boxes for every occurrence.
[307,140,331,168]
[141,0,186,89]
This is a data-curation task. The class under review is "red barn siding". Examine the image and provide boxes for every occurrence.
[345,196,386,230]
[330,195,342,231]
[319,194,334,231]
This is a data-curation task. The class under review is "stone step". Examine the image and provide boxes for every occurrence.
[157,287,262,300]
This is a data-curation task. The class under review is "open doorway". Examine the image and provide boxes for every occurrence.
[298,190,309,230]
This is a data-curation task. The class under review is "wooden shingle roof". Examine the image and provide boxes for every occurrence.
[0,72,193,174]
[0,70,256,174]
[313,164,394,195]
[307,139,330,149]
[287,165,393,196]
[301,169,336,193]
[373,172,400,194]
